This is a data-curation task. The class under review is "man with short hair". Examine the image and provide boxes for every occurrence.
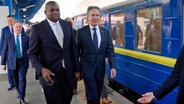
[0,15,15,90]
[29,1,80,104]
[77,6,117,104]
[1,21,29,104]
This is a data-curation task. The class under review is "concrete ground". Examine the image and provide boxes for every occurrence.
[0,65,133,104]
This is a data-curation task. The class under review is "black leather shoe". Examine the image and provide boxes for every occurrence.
[7,86,15,91]
[20,99,27,104]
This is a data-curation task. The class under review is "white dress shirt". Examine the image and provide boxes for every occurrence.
[89,25,101,49]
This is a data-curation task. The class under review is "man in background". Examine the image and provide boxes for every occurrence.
[99,20,113,104]
[1,21,29,104]
[0,15,15,91]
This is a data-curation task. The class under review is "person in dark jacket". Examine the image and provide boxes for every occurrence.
[138,46,184,104]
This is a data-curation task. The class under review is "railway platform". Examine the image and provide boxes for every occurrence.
[0,65,133,104]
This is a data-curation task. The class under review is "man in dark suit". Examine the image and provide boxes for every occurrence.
[137,46,184,104]
[1,21,29,104]
[0,15,26,91]
[0,15,15,90]
[77,6,117,104]
[29,1,80,104]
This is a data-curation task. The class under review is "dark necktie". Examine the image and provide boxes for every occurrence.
[11,27,13,34]
[92,28,98,50]
[16,35,21,58]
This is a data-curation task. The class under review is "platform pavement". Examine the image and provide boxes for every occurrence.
[0,65,133,104]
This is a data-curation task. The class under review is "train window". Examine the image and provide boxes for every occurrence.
[136,6,162,52]
[82,18,88,26]
[110,12,125,46]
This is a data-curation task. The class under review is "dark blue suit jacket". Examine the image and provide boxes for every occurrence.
[29,19,80,87]
[1,33,29,70]
[153,46,184,104]
[77,25,116,81]
[0,26,26,55]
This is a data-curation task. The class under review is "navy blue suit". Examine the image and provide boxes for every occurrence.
[0,26,15,88]
[1,32,29,100]
[77,25,116,104]
[29,19,80,104]
[153,46,184,104]
[0,26,26,89]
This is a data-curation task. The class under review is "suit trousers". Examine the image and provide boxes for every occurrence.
[11,58,28,100]
[7,67,15,87]
[84,74,103,104]
[43,70,73,104]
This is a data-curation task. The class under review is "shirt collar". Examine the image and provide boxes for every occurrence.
[14,33,21,37]
[89,25,99,30]
[47,18,59,26]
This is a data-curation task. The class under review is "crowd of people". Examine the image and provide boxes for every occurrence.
[0,1,183,104]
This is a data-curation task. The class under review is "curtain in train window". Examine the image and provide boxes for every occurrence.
[136,6,162,52]
[110,12,125,46]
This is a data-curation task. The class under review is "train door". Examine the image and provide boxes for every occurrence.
[110,12,125,46]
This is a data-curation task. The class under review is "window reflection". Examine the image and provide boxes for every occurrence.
[110,12,125,46]
[136,7,162,52]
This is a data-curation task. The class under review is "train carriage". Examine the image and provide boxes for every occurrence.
[73,0,184,104]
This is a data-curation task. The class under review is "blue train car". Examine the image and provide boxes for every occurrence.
[73,0,183,104]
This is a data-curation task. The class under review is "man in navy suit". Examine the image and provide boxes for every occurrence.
[0,15,26,91]
[1,21,29,104]
[77,6,117,104]
[137,46,184,104]
[29,1,80,104]
[0,15,15,90]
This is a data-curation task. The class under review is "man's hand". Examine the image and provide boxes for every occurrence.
[41,68,55,84]
[110,68,116,78]
[137,92,154,103]
[1,65,6,70]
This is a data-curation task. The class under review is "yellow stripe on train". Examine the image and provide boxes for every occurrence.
[115,47,176,68]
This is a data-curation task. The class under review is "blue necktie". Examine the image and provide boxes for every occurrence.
[16,35,21,58]
[92,28,98,50]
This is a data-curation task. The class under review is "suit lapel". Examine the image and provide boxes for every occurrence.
[43,20,61,48]
[86,25,96,50]
[99,27,105,52]
[9,35,16,55]
[87,25,104,52]
[5,26,11,35]
[59,20,65,48]
[21,34,26,51]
